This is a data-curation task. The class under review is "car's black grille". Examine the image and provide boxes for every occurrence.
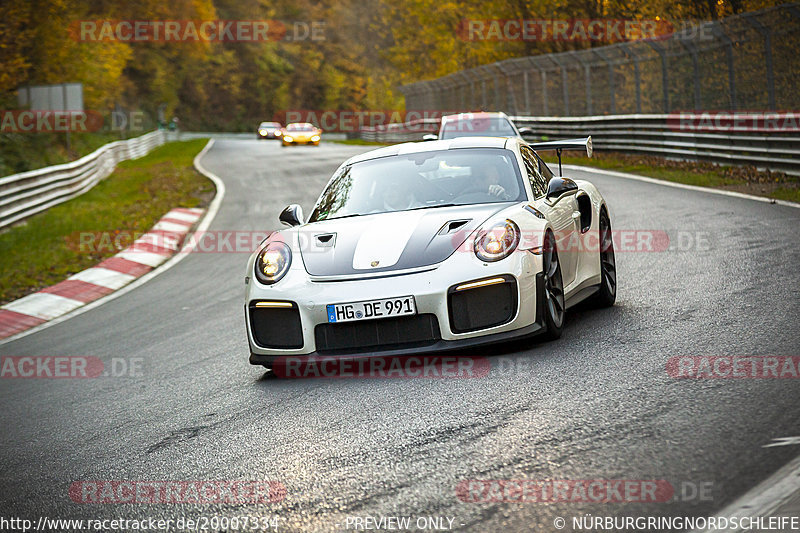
[448,277,518,333]
[314,314,441,354]
[249,302,304,349]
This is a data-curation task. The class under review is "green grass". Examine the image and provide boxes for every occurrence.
[770,187,800,203]
[329,139,389,146]
[541,152,798,203]
[0,139,213,304]
[0,132,135,177]
[546,154,738,187]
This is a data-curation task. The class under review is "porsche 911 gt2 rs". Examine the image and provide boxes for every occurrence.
[245,136,616,368]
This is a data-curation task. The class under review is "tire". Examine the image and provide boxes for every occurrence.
[541,230,565,340]
[591,208,617,307]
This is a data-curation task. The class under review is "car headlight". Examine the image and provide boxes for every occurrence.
[255,242,292,284]
[259,129,267,135]
[283,136,293,142]
[311,135,320,141]
[474,219,520,262]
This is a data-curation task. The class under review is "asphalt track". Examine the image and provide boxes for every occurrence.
[1,139,798,532]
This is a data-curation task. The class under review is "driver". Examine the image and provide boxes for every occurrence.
[474,162,511,199]
[381,181,420,211]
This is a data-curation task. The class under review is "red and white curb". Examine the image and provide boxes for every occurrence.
[0,207,204,340]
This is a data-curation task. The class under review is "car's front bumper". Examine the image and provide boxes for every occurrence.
[245,248,545,362]
[282,138,319,145]
[248,318,544,365]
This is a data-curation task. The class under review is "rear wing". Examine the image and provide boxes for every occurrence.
[529,136,592,176]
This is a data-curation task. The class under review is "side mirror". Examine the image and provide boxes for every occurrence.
[517,127,534,137]
[421,133,438,141]
[546,177,578,203]
[279,204,304,227]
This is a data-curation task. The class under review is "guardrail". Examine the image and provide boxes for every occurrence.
[359,118,439,144]
[0,130,166,229]
[358,113,800,176]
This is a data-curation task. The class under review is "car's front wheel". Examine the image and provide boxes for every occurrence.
[541,230,565,340]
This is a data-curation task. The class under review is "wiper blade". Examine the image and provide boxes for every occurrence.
[322,213,364,221]
[408,203,459,211]
[323,204,458,220]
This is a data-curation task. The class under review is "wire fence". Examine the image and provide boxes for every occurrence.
[400,3,800,115]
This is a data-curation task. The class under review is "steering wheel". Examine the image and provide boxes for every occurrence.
[453,191,500,203]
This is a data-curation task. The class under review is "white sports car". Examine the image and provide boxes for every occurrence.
[245,136,616,368]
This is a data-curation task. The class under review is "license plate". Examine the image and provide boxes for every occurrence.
[326,296,416,323]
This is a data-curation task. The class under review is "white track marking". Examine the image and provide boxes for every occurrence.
[763,437,800,448]
[133,233,180,251]
[175,207,204,215]
[1,293,84,321]
[0,139,225,346]
[563,164,800,209]
[164,210,201,223]
[115,250,169,268]
[692,454,800,532]
[152,220,192,232]
[68,268,136,290]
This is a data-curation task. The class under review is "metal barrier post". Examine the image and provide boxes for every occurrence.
[675,35,702,110]
[742,13,775,111]
[644,40,670,113]
[568,51,592,115]
[619,43,642,114]
[548,54,571,116]
[592,48,615,114]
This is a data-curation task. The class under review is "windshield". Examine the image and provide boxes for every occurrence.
[440,116,517,139]
[260,122,280,128]
[286,123,316,131]
[308,148,525,222]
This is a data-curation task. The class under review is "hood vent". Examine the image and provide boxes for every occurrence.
[315,233,336,247]
[438,219,471,235]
